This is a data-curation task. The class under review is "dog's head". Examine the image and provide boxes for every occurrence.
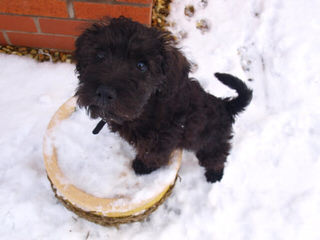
[74,17,190,123]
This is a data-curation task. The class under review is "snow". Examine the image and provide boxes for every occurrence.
[50,106,179,204]
[0,0,320,239]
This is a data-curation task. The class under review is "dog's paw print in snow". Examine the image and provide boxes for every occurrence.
[183,2,210,34]
[237,43,265,82]
[196,19,210,33]
[198,0,208,9]
[184,0,209,18]
[238,46,253,72]
[184,5,195,18]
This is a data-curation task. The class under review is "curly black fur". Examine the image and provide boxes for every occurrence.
[74,17,252,183]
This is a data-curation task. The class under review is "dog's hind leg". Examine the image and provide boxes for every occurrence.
[196,139,231,183]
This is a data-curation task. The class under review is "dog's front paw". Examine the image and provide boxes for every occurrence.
[205,169,223,183]
[132,158,156,175]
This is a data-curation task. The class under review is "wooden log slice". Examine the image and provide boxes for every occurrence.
[43,97,182,226]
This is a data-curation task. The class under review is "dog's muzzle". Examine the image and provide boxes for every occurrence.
[95,85,117,106]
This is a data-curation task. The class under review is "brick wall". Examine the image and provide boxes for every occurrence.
[0,0,153,51]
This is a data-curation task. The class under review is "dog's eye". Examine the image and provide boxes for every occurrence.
[96,51,105,60]
[136,62,148,72]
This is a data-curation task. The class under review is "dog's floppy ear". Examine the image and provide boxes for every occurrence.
[74,22,106,74]
[74,34,86,74]
[159,34,191,96]
[74,29,95,74]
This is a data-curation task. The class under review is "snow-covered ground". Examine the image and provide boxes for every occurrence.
[1,0,320,239]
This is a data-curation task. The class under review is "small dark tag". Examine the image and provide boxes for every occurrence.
[92,120,106,135]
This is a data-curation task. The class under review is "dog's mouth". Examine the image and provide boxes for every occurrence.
[103,111,126,124]
[76,88,150,124]
[88,104,131,124]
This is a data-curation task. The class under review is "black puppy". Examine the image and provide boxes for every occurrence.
[75,17,252,183]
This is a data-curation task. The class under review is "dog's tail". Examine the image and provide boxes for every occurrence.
[214,73,253,116]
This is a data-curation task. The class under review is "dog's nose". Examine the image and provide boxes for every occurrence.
[96,85,117,104]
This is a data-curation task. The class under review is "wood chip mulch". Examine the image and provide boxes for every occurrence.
[0,45,72,63]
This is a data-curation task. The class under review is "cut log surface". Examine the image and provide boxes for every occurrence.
[43,97,182,225]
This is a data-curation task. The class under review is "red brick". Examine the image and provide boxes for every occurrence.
[0,32,7,45]
[73,2,151,25]
[39,18,91,36]
[115,0,152,4]
[0,15,37,32]
[0,0,68,18]
[7,32,75,50]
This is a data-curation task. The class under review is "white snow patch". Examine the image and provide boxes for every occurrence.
[51,107,178,204]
